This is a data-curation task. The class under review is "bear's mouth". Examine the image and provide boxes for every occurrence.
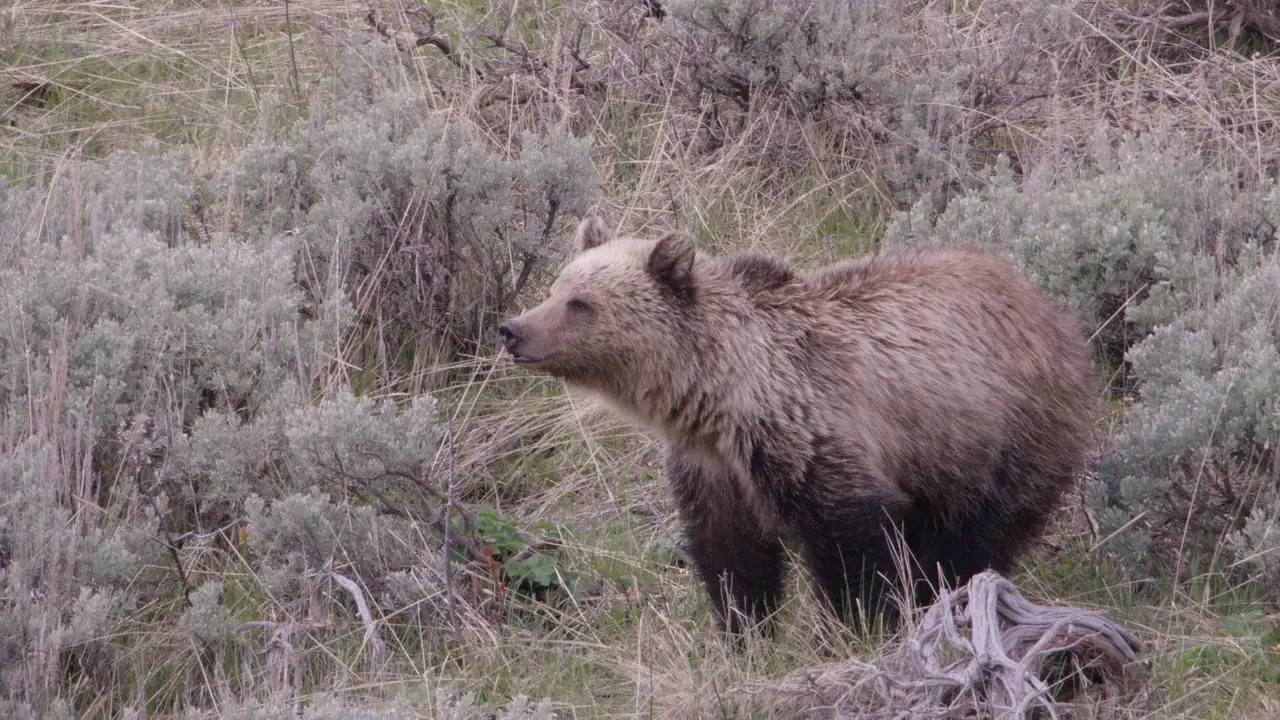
[511,355,541,365]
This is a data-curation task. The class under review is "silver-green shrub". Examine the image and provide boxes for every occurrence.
[242,388,445,592]
[1088,240,1280,586]
[236,90,598,374]
[179,581,240,647]
[659,0,898,183]
[1230,488,1280,591]
[664,0,894,113]
[873,0,1101,207]
[659,0,1105,204]
[0,189,310,443]
[166,385,299,524]
[285,389,440,494]
[1,104,589,709]
[0,140,314,713]
[0,435,149,714]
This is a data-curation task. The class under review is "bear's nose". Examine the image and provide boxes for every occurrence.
[498,322,521,350]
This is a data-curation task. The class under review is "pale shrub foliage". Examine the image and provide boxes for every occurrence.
[0,82,589,710]
[0,143,315,712]
[1090,239,1280,588]
[664,0,895,113]
[236,90,597,374]
[659,0,1107,204]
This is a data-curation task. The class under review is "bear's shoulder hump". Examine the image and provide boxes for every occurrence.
[721,252,795,293]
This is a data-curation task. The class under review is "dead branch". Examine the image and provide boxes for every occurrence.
[751,571,1148,719]
[365,2,477,74]
[329,568,388,666]
[1114,2,1280,45]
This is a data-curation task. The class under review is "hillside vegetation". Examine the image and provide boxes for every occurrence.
[3,1,1280,717]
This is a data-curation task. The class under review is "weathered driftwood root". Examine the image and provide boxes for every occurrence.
[753,571,1147,719]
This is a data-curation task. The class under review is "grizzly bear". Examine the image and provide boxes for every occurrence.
[499,216,1098,635]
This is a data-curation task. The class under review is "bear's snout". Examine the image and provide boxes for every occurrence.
[498,321,522,351]
[499,319,544,366]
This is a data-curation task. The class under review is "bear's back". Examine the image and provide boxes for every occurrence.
[784,245,1098,499]
[803,245,1087,376]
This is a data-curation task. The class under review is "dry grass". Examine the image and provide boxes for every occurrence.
[1,1,364,167]
[5,1,1280,718]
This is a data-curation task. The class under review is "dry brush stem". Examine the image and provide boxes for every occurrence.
[753,571,1147,719]
[365,2,470,72]
[1111,0,1280,47]
[329,569,388,666]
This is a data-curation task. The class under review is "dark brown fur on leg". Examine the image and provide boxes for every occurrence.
[923,449,1072,592]
[667,450,787,636]
[798,484,915,631]
[749,435,918,631]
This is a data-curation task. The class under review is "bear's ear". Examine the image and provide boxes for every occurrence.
[647,231,696,288]
[574,215,614,253]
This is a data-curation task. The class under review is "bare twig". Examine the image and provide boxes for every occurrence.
[502,197,559,309]
[283,0,302,99]
[365,2,475,73]
[330,569,387,665]
[1113,4,1280,43]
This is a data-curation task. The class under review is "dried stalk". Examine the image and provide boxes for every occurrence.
[330,569,387,665]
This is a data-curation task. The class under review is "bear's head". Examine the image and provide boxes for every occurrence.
[498,215,698,390]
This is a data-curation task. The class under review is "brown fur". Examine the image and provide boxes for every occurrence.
[499,217,1099,635]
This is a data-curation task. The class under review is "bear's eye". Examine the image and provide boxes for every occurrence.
[567,298,590,313]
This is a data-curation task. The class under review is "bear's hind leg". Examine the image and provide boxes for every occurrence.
[935,453,1073,589]
[900,513,947,610]
[667,450,788,636]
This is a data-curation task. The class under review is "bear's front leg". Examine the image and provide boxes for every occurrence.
[666,449,787,636]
